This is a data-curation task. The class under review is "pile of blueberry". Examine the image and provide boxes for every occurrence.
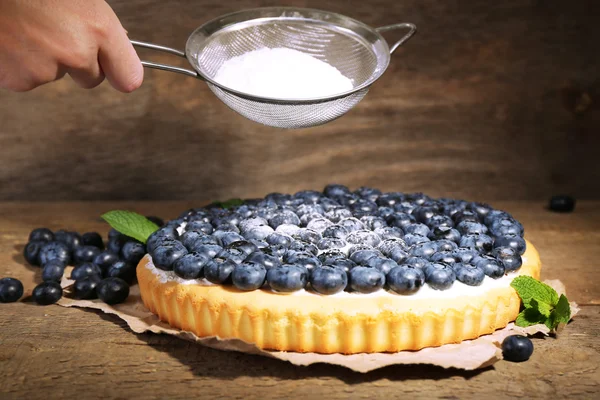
[147,184,527,295]
[0,216,163,305]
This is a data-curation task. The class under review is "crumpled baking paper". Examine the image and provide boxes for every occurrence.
[57,278,578,373]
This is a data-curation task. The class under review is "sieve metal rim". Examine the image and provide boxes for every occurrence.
[131,7,416,104]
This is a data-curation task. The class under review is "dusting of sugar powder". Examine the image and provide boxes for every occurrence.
[212,48,354,99]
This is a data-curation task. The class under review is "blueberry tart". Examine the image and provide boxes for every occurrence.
[137,186,541,354]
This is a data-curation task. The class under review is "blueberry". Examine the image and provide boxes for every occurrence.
[424,263,456,290]
[82,232,104,249]
[0,278,24,303]
[329,258,356,274]
[275,224,302,237]
[71,262,103,281]
[107,235,126,255]
[338,217,365,233]
[32,282,62,305]
[453,263,485,286]
[456,221,488,235]
[490,218,524,237]
[288,240,319,256]
[267,265,308,292]
[96,277,130,305]
[322,225,349,239]
[484,210,512,226]
[430,250,457,265]
[306,218,334,234]
[265,233,293,248]
[360,216,387,231]
[232,263,267,291]
[376,206,396,219]
[373,227,404,240]
[350,199,378,218]
[549,195,575,213]
[349,249,381,265]
[378,238,408,255]
[23,240,45,266]
[376,192,405,207]
[428,226,461,243]
[146,226,178,253]
[296,203,325,217]
[239,217,274,240]
[300,212,325,226]
[284,252,321,271]
[452,210,480,224]
[217,247,247,265]
[494,234,526,255]
[173,252,208,280]
[93,251,120,273]
[185,220,213,235]
[181,230,207,250]
[317,237,347,251]
[293,228,322,245]
[188,243,223,261]
[502,335,534,362]
[262,244,288,259]
[268,210,301,228]
[248,238,269,250]
[106,260,136,284]
[451,247,480,263]
[406,192,431,205]
[386,265,425,294]
[493,246,523,272]
[204,257,237,284]
[394,201,418,215]
[309,266,347,295]
[41,260,65,282]
[151,241,188,271]
[324,184,351,199]
[387,246,409,264]
[467,202,492,220]
[73,276,101,299]
[54,230,82,252]
[213,231,245,247]
[413,206,438,223]
[434,239,459,252]
[228,240,260,257]
[473,255,505,278]
[318,249,348,264]
[345,230,381,248]
[403,256,430,270]
[29,228,54,242]
[38,241,70,267]
[146,216,165,227]
[387,213,415,230]
[73,245,102,266]
[459,234,494,253]
[265,192,294,206]
[403,234,430,247]
[364,256,398,275]
[293,190,322,204]
[403,223,430,237]
[354,186,382,202]
[245,251,282,270]
[348,266,385,293]
[409,241,438,259]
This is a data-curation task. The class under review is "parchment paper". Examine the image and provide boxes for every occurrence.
[57,278,578,373]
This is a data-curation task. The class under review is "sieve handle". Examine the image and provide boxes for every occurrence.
[130,40,201,79]
[375,23,417,55]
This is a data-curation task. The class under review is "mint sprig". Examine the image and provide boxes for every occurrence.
[101,210,160,244]
[210,198,244,209]
[510,276,571,331]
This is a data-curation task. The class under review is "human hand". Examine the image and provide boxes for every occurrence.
[0,0,143,92]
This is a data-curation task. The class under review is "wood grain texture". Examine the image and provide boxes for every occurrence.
[0,201,599,399]
[0,1,599,203]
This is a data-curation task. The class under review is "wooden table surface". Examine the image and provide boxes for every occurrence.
[0,201,599,399]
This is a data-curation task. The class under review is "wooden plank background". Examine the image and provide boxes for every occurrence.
[0,0,598,202]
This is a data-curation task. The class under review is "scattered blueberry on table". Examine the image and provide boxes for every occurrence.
[549,195,576,213]
[502,335,534,362]
[0,277,24,303]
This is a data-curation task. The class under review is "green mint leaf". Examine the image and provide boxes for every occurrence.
[530,298,552,317]
[209,198,244,210]
[554,294,571,325]
[101,210,159,244]
[511,276,559,308]
[515,307,548,327]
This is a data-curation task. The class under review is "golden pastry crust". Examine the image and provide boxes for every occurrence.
[137,240,541,354]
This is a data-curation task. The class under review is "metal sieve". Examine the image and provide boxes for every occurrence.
[131,7,416,129]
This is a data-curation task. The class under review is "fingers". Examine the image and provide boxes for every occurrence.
[98,25,144,93]
[67,59,105,89]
